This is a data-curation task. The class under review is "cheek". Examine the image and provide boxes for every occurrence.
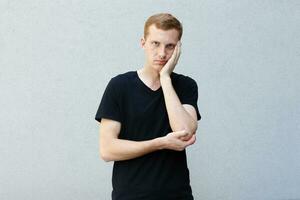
[166,50,174,59]
[150,46,156,52]
[169,49,175,54]
[147,48,156,56]
[145,50,155,60]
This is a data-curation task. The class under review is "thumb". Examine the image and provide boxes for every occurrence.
[173,130,188,137]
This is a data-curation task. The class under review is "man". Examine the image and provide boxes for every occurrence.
[95,13,201,200]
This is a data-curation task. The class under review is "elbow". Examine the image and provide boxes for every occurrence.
[191,121,198,134]
[186,125,197,135]
[99,148,113,162]
[170,114,198,134]
[179,121,198,135]
[99,138,116,162]
[189,118,198,133]
[100,154,111,162]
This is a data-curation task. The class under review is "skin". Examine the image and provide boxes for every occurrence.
[140,25,180,79]
[99,24,198,162]
[139,24,198,141]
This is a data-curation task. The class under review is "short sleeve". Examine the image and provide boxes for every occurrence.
[95,78,122,123]
[176,76,201,121]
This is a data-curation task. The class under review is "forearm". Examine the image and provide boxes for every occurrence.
[160,76,197,134]
[100,137,164,162]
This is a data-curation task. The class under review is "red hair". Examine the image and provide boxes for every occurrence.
[144,13,183,40]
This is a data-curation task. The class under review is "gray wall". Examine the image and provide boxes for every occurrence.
[1,1,299,199]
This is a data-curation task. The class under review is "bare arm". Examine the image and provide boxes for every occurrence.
[159,42,198,137]
[160,76,198,135]
[99,118,196,162]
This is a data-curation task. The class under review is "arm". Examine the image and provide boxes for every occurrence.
[160,76,198,135]
[159,41,198,136]
[99,118,196,162]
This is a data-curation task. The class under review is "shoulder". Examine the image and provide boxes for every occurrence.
[109,71,136,87]
[171,72,197,87]
[105,71,136,96]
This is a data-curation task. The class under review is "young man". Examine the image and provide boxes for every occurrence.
[95,13,201,200]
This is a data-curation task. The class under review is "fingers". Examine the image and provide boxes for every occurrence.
[179,135,192,141]
[174,41,181,64]
[165,130,196,151]
[173,130,189,138]
[170,45,178,61]
[174,130,196,147]
[160,41,181,75]
[186,134,196,146]
[178,134,196,150]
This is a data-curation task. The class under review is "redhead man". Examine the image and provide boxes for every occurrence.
[95,13,201,200]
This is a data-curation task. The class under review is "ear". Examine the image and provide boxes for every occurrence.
[140,37,146,49]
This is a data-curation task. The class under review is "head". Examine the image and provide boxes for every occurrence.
[141,13,183,72]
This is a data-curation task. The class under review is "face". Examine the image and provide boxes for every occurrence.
[141,24,180,72]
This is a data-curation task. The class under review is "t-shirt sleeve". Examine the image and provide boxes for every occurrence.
[177,77,201,121]
[95,78,122,123]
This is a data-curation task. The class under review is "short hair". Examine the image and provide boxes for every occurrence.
[144,13,183,40]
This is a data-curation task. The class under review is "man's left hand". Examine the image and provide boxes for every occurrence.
[159,41,181,78]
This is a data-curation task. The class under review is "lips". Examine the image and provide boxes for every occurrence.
[155,60,167,64]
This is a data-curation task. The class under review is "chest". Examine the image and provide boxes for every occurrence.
[125,91,165,118]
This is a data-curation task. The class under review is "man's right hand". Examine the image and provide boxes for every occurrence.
[161,130,196,151]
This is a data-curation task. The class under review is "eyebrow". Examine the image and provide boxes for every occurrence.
[151,40,176,46]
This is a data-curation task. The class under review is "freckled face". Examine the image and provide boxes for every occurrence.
[141,25,179,71]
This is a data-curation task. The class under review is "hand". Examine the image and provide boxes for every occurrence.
[179,132,195,141]
[159,41,181,78]
[162,129,196,151]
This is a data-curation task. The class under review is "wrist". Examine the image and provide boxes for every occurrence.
[159,74,171,83]
[154,137,166,150]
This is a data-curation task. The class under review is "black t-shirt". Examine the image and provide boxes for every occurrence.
[95,71,201,200]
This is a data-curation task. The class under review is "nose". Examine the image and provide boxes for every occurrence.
[158,46,166,59]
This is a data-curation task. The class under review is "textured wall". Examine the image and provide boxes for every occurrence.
[1,1,299,199]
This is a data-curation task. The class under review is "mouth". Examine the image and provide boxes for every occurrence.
[154,60,167,65]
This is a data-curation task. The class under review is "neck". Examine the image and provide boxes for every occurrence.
[137,65,161,89]
[139,65,160,81]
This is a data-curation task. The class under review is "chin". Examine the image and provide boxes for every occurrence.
[151,64,163,72]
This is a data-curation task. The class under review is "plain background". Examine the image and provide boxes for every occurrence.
[1,1,299,200]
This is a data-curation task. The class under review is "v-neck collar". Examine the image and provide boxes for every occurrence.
[135,71,162,93]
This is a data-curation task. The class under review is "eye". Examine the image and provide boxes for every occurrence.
[166,44,175,50]
[152,41,159,46]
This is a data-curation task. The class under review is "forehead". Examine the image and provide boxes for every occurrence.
[147,25,179,44]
